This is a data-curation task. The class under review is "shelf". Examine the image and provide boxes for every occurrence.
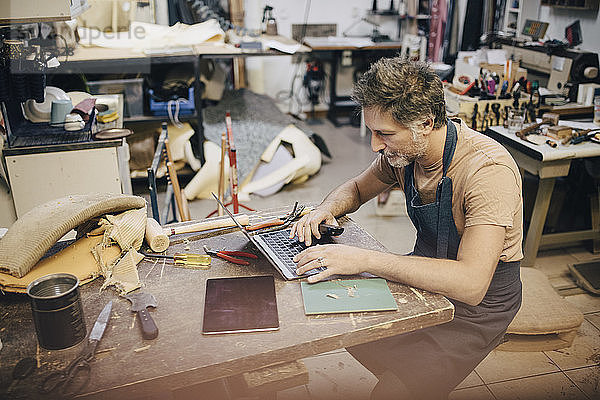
[124,113,198,123]
[540,0,599,9]
[509,8,520,12]
[0,0,89,24]
[368,10,400,16]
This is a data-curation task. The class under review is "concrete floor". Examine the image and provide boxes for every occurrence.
[138,119,600,400]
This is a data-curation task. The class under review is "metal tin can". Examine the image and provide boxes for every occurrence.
[26,273,87,350]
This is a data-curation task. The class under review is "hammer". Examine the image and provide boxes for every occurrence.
[516,112,560,137]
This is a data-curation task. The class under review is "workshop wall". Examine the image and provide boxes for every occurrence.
[243,0,400,112]
[244,0,469,114]
[538,5,600,54]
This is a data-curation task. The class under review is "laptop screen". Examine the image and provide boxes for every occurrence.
[211,193,254,241]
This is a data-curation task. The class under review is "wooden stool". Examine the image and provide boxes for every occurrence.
[497,267,584,352]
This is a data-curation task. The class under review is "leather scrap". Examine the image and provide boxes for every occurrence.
[0,193,146,278]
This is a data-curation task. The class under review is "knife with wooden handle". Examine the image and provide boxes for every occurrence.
[125,292,158,340]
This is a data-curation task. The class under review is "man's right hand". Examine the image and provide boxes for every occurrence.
[289,208,338,246]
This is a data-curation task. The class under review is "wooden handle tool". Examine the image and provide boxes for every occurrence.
[225,112,239,213]
[125,292,158,340]
[163,215,250,236]
[145,218,170,253]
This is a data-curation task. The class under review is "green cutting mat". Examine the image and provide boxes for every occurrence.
[300,278,399,315]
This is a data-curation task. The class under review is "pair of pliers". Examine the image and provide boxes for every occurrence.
[203,245,258,265]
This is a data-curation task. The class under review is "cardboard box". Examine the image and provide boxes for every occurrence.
[444,87,515,131]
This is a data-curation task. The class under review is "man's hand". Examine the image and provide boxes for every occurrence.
[293,244,366,283]
[289,208,338,246]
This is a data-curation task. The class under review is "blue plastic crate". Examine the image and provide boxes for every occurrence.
[148,87,195,116]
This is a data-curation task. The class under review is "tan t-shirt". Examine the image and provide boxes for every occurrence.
[369,119,523,262]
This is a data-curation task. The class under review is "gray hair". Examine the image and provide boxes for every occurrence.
[352,58,447,129]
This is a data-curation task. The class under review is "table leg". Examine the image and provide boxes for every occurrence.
[360,108,366,138]
[522,177,556,267]
[191,56,206,165]
[326,51,341,127]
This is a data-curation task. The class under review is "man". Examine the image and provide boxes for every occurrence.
[290,58,523,400]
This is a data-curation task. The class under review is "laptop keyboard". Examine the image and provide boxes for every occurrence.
[258,228,330,277]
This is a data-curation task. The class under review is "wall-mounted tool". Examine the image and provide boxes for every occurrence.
[512,88,520,110]
[481,103,490,131]
[125,293,159,340]
[471,103,479,130]
[491,103,501,126]
[503,105,511,127]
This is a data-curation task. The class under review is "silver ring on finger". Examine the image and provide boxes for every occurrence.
[317,256,326,268]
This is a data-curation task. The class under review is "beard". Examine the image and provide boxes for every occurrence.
[383,130,429,168]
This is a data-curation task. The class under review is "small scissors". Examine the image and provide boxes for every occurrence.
[39,301,113,396]
[203,245,258,265]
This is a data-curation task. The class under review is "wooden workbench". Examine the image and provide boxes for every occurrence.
[484,122,600,267]
[0,213,453,399]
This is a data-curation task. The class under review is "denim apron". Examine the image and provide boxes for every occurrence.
[347,120,522,399]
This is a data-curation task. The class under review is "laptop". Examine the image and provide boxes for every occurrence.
[211,193,334,280]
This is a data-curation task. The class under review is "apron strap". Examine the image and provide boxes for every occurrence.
[404,119,459,259]
[442,119,457,177]
[436,177,453,258]
[437,120,458,258]
[404,162,414,196]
